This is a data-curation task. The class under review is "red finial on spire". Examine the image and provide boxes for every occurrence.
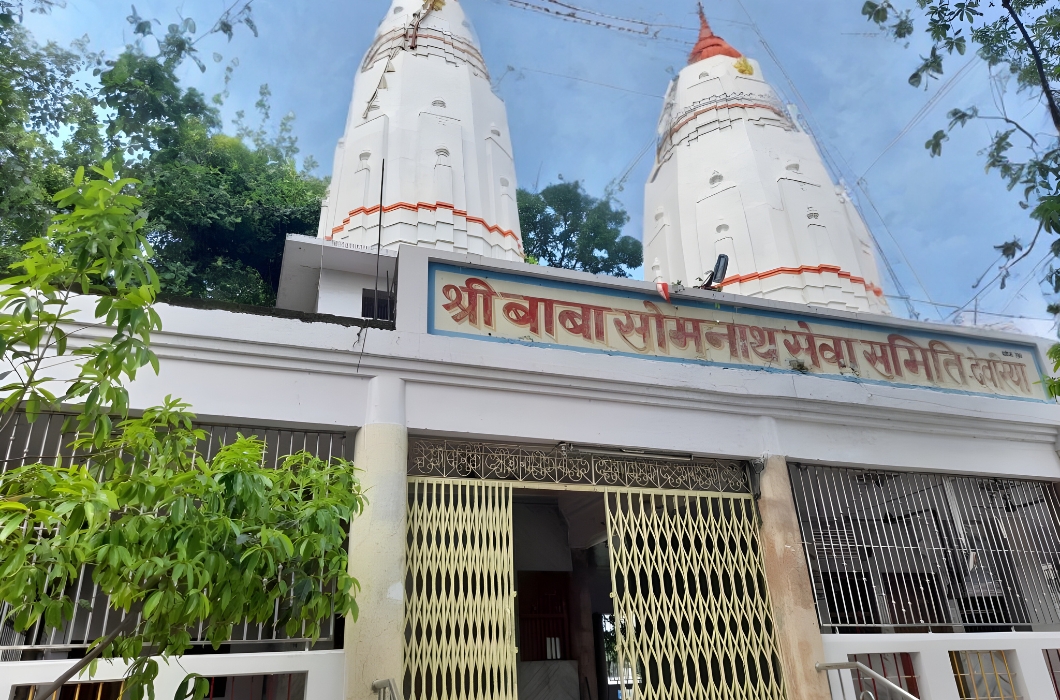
[689,2,741,64]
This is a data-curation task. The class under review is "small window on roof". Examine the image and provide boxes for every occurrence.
[362,289,396,321]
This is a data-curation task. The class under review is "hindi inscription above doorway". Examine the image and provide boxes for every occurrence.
[428,263,1047,401]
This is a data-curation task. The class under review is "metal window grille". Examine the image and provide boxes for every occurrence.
[11,681,125,700]
[950,650,1021,700]
[0,412,346,475]
[404,478,518,700]
[0,413,347,658]
[12,673,306,700]
[789,463,1060,633]
[408,438,750,493]
[197,673,307,700]
[1045,649,1060,699]
[606,489,786,700]
[848,653,921,699]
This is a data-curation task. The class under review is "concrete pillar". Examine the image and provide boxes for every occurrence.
[914,648,959,700]
[756,454,831,700]
[1010,646,1054,700]
[344,376,408,700]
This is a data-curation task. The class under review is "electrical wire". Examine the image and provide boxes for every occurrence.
[858,57,978,179]
[996,251,1053,314]
[607,134,657,197]
[882,293,1054,321]
[496,0,955,323]
[729,0,940,320]
[949,248,1053,323]
[517,66,663,98]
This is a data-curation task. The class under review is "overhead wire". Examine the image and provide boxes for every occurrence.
[517,66,663,98]
[497,0,991,324]
[728,0,939,320]
[858,56,979,180]
[997,251,1054,314]
[607,134,657,197]
[881,294,1055,321]
[503,0,692,43]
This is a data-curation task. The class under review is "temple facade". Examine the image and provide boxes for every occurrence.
[3,3,1060,700]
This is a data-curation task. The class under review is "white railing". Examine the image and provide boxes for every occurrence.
[372,678,400,700]
[817,661,920,700]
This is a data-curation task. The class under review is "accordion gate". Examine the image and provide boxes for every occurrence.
[404,478,518,700]
[403,439,786,700]
[607,490,786,700]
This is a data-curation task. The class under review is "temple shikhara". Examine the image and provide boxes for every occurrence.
[645,8,889,314]
[4,2,1060,700]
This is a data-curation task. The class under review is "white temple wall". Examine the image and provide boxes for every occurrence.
[44,245,1050,483]
[8,243,1060,698]
[0,650,344,700]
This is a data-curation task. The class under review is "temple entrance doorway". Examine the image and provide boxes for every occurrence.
[401,439,787,700]
[512,490,613,700]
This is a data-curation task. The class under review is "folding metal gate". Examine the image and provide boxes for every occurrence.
[404,478,518,700]
[606,490,787,700]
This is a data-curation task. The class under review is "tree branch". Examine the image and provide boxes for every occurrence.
[980,114,1039,145]
[35,612,139,700]
[1001,0,1060,135]
[1005,221,1043,268]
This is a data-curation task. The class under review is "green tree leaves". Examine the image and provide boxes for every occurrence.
[0,163,160,441]
[863,0,1060,379]
[0,399,365,700]
[0,157,359,700]
[141,113,326,306]
[517,181,642,277]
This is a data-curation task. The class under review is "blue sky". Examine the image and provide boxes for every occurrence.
[27,0,1059,336]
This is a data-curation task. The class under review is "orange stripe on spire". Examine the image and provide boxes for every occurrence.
[719,264,885,297]
[325,200,522,252]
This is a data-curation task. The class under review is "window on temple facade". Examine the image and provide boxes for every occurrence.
[848,653,921,699]
[789,462,1060,634]
[949,650,1019,700]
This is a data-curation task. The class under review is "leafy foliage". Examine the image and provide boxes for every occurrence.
[0,400,363,700]
[862,0,1060,386]
[1048,342,1060,396]
[0,162,160,442]
[0,1,317,306]
[0,162,364,700]
[0,22,101,267]
[142,102,327,306]
[517,181,642,277]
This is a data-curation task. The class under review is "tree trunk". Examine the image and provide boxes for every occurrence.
[1002,0,1060,135]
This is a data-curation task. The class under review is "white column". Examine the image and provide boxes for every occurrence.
[914,648,960,700]
[1010,646,1054,700]
[344,375,408,700]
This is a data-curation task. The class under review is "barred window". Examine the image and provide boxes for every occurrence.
[950,650,1020,700]
[789,463,1060,633]
[0,413,347,659]
[848,653,921,699]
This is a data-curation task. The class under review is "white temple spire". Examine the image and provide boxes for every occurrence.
[318,0,523,261]
[643,5,888,313]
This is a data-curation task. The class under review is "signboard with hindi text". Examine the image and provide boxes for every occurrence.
[428,263,1048,401]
